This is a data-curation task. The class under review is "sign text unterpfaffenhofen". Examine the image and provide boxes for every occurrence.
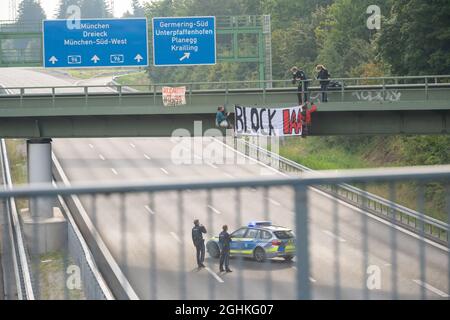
[152,16,216,66]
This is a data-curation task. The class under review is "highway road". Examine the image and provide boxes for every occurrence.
[0,68,449,300]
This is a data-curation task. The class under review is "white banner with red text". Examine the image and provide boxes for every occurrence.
[234,105,305,136]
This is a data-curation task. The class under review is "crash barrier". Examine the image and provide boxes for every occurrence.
[232,138,450,246]
[0,140,113,300]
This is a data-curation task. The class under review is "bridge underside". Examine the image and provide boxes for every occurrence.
[0,110,448,138]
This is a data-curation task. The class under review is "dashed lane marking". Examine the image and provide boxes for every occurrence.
[170,232,182,244]
[144,205,155,215]
[207,205,221,215]
[412,280,449,298]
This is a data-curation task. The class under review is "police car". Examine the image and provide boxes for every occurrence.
[206,221,295,262]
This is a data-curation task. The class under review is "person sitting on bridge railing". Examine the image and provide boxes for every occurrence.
[301,102,317,138]
[316,64,330,102]
[291,66,309,105]
[216,105,231,128]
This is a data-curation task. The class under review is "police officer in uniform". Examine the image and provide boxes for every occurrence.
[219,225,232,273]
[192,219,207,268]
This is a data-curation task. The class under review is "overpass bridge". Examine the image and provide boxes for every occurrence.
[0,75,449,138]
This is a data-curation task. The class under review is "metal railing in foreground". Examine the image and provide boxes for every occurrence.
[0,166,448,299]
[232,138,450,245]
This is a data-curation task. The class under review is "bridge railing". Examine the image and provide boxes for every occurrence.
[1,74,449,95]
[0,166,448,299]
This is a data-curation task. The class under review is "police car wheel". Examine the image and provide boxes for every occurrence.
[254,247,266,262]
[207,242,220,259]
[284,256,294,261]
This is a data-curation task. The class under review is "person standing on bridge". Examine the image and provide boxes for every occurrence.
[219,225,232,273]
[192,219,207,268]
[316,65,330,102]
[291,66,309,105]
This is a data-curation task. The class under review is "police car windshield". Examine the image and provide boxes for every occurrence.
[273,230,294,239]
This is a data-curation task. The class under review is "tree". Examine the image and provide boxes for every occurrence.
[79,0,112,18]
[56,0,81,19]
[315,0,391,77]
[15,0,46,49]
[378,0,450,75]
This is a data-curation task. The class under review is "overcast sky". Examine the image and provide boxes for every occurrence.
[0,0,150,20]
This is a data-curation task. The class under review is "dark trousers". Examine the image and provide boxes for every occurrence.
[219,248,230,270]
[297,84,309,105]
[195,241,205,266]
[320,83,328,102]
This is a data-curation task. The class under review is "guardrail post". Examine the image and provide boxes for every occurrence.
[341,80,344,102]
[425,77,429,100]
[153,85,156,105]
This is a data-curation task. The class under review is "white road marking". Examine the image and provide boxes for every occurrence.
[99,154,105,161]
[291,267,316,282]
[206,162,218,169]
[205,266,224,283]
[144,205,155,215]
[412,280,449,298]
[322,230,346,243]
[224,172,234,178]
[160,168,169,175]
[170,232,181,244]
[207,205,221,214]
[267,198,281,206]
[144,154,151,160]
[110,168,118,175]
[130,143,136,148]
[88,143,94,149]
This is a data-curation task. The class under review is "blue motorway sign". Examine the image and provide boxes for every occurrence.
[152,16,216,66]
[42,18,148,68]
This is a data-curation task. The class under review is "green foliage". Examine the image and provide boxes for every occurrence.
[378,0,450,75]
[56,0,81,19]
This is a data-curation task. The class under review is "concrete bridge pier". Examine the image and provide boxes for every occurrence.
[22,138,66,255]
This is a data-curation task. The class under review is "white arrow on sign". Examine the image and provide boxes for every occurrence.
[48,56,58,64]
[134,54,143,62]
[179,52,191,61]
[91,55,100,63]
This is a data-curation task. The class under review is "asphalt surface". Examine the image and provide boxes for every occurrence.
[0,68,449,300]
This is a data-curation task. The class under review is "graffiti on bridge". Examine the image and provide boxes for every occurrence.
[352,89,401,102]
